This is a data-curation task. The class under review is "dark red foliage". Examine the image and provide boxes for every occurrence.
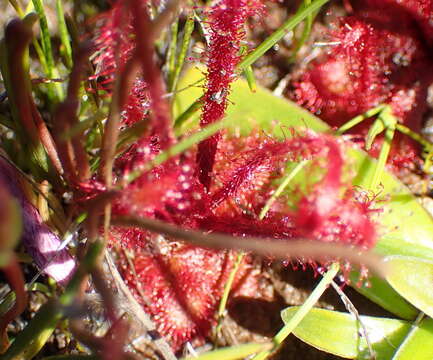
[110,130,377,350]
[89,0,379,352]
[355,0,433,45]
[292,3,433,169]
[92,1,150,127]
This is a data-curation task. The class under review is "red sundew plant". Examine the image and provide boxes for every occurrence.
[198,0,265,187]
[1,0,433,359]
[291,1,433,169]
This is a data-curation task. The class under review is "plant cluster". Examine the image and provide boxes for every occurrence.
[0,1,432,360]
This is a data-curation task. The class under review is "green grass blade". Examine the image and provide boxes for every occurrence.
[170,13,195,95]
[238,0,330,72]
[55,0,73,69]
[252,263,340,360]
[215,252,245,337]
[336,104,386,135]
[181,343,272,360]
[124,118,228,184]
[174,95,203,129]
[243,64,257,92]
[167,18,179,90]
[259,160,307,220]
[290,0,314,61]
[32,0,63,100]
[2,241,102,360]
[32,0,54,75]
[7,0,25,17]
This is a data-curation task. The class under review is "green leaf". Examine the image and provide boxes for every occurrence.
[385,256,433,318]
[392,317,433,360]
[181,343,271,360]
[281,307,411,359]
[175,67,433,318]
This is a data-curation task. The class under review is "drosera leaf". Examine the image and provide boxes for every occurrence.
[385,256,433,319]
[391,316,433,360]
[180,342,272,360]
[175,66,433,318]
[281,307,411,359]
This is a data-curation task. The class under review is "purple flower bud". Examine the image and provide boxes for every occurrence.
[0,158,75,285]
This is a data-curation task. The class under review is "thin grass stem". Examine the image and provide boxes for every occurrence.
[251,263,340,360]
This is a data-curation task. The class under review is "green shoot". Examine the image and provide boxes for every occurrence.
[259,160,308,220]
[55,0,73,69]
[169,13,195,96]
[167,18,179,90]
[124,118,229,184]
[32,0,64,100]
[290,0,314,62]
[251,263,340,360]
[237,0,330,72]
[181,343,272,360]
[214,252,245,339]
[335,104,386,135]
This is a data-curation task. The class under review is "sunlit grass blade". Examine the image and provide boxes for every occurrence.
[174,95,203,130]
[55,0,73,69]
[252,263,340,360]
[124,118,228,184]
[7,0,24,17]
[170,13,195,95]
[243,64,257,92]
[181,343,272,360]
[31,0,55,74]
[240,46,257,92]
[369,107,396,190]
[335,104,386,135]
[167,18,179,89]
[238,0,330,71]
[215,252,245,337]
[290,0,317,62]
[259,160,307,220]
[32,0,64,100]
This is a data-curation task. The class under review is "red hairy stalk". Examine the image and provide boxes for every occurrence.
[128,0,175,149]
[197,0,265,188]
[94,17,149,128]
